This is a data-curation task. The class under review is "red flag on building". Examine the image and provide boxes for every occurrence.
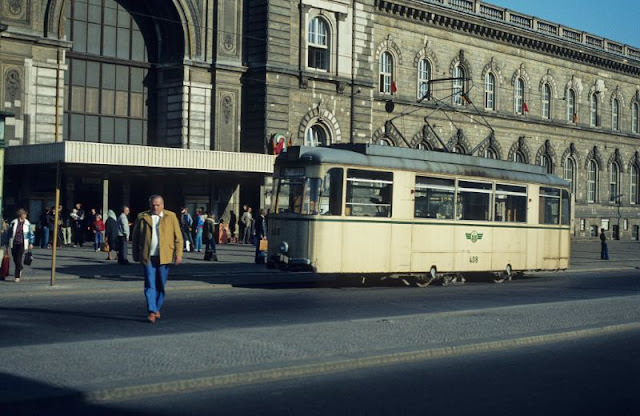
[522,102,529,113]
[391,81,398,94]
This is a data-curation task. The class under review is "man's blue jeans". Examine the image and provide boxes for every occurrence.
[40,227,49,248]
[143,257,170,313]
[194,228,203,251]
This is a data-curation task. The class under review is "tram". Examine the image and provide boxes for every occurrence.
[266,144,571,283]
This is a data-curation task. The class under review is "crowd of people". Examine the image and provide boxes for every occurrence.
[1,201,268,283]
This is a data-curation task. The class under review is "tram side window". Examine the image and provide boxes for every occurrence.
[318,168,343,216]
[561,189,570,225]
[494,184,527,223]
[539,187,561,224]
[346,169,393,217]
[457,181,492,221]
[414,176,455,219]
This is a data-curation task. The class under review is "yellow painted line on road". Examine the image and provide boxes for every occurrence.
[87,321,640,403]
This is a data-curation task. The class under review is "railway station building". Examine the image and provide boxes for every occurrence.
[1,0,639,239]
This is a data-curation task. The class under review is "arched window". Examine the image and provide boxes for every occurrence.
[541,154,552,174]
[65,0,150,144]
[609,162,620,202]
[305,124,329,147]
[308,17,329,70]
[587,160,598,203]
[631,164,639,205]
[567,89,577,123]
[612,99,619,130]
[379,52,394,94]
[485,73,495,110]
[483,147,498,159]
[453,144,466,154]
[417,59,431,100]
[515,78,525,115]
[633,102,639,134]
[378,137,394,146]
[417,141,432,151]
[452,65,465,106]
[590,93,600,127]
[542,84,551,119]
[564,157,576,194]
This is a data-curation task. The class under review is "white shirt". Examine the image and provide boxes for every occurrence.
[149,211,164,257]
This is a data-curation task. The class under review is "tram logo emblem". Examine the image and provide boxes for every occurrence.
[465,231,484,243]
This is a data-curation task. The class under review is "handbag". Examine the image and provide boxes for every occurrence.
[258,238,268,252]
[1,255,9,277]
[102,241,110,252]
[23,250,33,266]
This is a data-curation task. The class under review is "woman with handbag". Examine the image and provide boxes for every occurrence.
[5,208,35,282]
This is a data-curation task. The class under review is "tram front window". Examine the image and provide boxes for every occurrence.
[274,169,343,215]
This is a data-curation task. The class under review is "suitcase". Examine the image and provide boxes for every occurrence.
[204,250,218,261]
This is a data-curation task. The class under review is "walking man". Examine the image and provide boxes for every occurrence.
[132,195,183,323]
[117,205,130,264]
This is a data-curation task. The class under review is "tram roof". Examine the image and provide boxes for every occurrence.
[277,144,570,188]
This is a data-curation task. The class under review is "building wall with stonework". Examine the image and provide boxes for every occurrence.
[245,0,640,239]
[2,0,640,239]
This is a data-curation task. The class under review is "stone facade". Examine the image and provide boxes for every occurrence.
[1,0,640,239]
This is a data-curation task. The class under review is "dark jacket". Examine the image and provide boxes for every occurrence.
[105,217,118,245]
[254,215,266,239]
[204,217,216,241]
[600,231,607,243]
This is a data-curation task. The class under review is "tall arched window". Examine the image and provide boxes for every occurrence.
[65,0,150,144]
[542,84,551,119]
[564,157,576,194]
[379,52,394,94]
[633,102,639,134]
[590,93,600,127]
[609,162,620,202]
[485,73,495,110]
[308,17,329,70]
[305,124,329,147]
[587,160,598,203]
[417,59,431,99]
[567,89,576,123]
[612,99,619,130]
[541,154,552,174]
[515,78,525,115]
[631,164,639,205]
[452,65,465,106]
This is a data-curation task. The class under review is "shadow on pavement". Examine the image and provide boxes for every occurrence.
[0,373,151,416]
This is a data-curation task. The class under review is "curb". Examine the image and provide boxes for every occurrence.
[81,321,640,403]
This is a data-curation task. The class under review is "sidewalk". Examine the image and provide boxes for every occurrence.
[1,240,638,293]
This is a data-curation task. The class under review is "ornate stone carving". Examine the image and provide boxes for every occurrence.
[5,69,20,103]
[223,33,234,51]
[222,95,233,124]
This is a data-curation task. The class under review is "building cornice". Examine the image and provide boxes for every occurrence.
[374,0,640,77]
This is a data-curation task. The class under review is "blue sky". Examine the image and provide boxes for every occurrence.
[487,0,639,47]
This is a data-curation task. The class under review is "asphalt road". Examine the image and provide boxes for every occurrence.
[1,267,640,415]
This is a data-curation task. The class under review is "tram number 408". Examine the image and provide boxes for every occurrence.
[469,256,479,264]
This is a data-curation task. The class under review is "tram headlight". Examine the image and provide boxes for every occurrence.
[279,241,289,255]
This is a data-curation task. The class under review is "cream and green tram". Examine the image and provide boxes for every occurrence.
[267,144,571,282]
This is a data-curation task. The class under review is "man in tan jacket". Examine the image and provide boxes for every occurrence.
[132,195,183,323]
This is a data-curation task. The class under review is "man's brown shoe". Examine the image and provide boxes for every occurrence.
[154,312,161,319]
[147,313,157,324]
